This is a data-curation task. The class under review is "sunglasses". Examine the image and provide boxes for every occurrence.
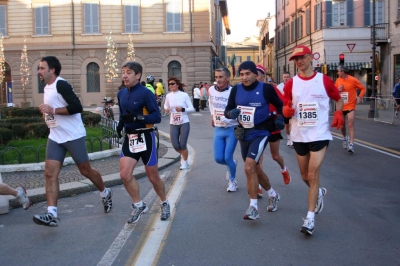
[168,82,176,86]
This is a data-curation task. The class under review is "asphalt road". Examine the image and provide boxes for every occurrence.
[1,109,399,266]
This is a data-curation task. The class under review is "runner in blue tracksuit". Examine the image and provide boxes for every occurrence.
[224,61,284,220]
[116,61,170,224]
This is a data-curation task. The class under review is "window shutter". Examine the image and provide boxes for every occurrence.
[306,9,310,35]
[347,0,354,26]
[0,6,6,35]
[84,3,91,33]
[314,5,317,31]
[132,4,140,32]
[43,6,49,34]
[364,0,371,26]
[124,5,132,32]
[325,1,332,27]
[35,7,42,34]
[92,4,99,33]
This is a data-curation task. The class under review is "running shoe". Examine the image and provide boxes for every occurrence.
[33,212,59,227]
[347,143,354,153]
[267,193,280,212]
[102,188,113,213]
[281,169,291,185]
[243,205,259,220]
[287,136,292,146]
[127,203,148,224]
[315,188,327,214]
[16,186,31,210]
[258,186,263,198]
[342,136,348,149]
[300,217,314,235]
[160,202,171,221]
[180,161,190,170]
[395,111,398,118]
[227,180,238,192]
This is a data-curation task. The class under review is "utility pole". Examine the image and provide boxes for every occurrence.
[368,0,376,118]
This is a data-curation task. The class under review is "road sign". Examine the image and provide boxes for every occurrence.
[347,43,356,52]
[313,52,320,60]
[313,60,320,67]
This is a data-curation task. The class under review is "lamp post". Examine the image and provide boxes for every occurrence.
[368,0,376,118]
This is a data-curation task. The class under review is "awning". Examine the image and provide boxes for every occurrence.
[329,62,371,71]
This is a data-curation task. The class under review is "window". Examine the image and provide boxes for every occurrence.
[371,0,385,24]
[236,56,242,63]
[0,5,6,36]
[398,0,400,20]
[291,20,295,42]
[247,56,251,61]
[296,15,302,40]
[125,0,140,33]
[86,63,100,92]
[332,1,346,27]
[166,0,182,32]
[314,2,322,30]
[168,60,182,80]
[84,3,99,34]
[306,9,311,35]
[34,5,49,35]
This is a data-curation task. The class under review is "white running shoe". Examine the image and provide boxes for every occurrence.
[347,143,354,153]
[180,161,190,170]
[16,186,31,210]
[300,217,314,235]
[227,180,238,192]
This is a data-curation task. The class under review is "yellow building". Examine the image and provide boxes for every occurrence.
[0,0,230,107]
[226,36,259,84]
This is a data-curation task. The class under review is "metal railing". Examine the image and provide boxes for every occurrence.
[373,23,389,41]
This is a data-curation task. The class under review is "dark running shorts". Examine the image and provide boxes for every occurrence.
[46,136,89,164]
[293,140,330,156]
[120,131,158,166]
[342,110,354,116]
[269,133,283,143]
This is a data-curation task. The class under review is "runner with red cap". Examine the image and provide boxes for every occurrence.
[283,45,344,235]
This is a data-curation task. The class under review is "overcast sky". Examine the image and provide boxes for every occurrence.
[226,0,276,42]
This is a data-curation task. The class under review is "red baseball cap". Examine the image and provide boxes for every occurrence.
[256,64,266,74]
[289,45,312,61]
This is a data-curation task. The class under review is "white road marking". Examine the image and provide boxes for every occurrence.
[133,145,194,266]
[97,172,170,266]
[332,135,400,159]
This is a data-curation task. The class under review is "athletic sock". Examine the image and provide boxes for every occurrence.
[267,188,277,198]
[250,199,258,209]
[306,211,315,220]
[100,188,109,198]
[47,206,58,218]
[281,166,287,172]
[134,200,144,208]
[161,199,169,205]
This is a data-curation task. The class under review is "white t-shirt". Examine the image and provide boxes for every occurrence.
[164,90,195,125]
[193,87,201,99]
[43,76,86,143]
[208,85,238,128]
[277,82,285,95]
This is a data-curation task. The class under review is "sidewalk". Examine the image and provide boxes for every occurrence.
[0,131,180,211]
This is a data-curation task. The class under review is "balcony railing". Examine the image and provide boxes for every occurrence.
[372,23,389,42]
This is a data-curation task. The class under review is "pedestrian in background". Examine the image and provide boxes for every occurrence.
[193,83,201,112]
[164,77,195,170]
[200,83,208,110]
[277,71,293,146]
[392,77,400,117]
[35,56,113,227]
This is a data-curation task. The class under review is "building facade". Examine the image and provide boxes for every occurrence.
[274,0,388,95]
[258,15,275,80]
[227,36,259,84]
[0,0,230,107]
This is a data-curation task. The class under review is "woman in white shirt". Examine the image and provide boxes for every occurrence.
[164,77,195,170]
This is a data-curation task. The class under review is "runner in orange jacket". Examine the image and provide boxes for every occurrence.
[334,65,366,153]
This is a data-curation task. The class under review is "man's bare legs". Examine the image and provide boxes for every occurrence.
[44,160,62,207]
[295,147,327,212]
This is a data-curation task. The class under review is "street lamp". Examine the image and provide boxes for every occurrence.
[368,0,376,118]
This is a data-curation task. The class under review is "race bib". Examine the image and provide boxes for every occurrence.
[213,110,226,127]
[340,92,349,104]
[237,105,255,128]
[296,102,318,127]
[171,112,183,125]
[128,133,147,153]
[45,114,59,128]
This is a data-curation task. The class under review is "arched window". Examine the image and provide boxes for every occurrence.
[168,60,182,80]
[87,62,100,92]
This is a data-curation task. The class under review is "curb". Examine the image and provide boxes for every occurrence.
[2,131,181,210]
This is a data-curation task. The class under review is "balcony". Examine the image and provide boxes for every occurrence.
[372,23,389,44]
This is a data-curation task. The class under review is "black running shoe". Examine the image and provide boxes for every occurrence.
[102,188,113,213]
[33,212,59,227]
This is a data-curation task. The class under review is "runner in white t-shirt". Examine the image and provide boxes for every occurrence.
[277,71,293,146]
[283,45,344,235]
